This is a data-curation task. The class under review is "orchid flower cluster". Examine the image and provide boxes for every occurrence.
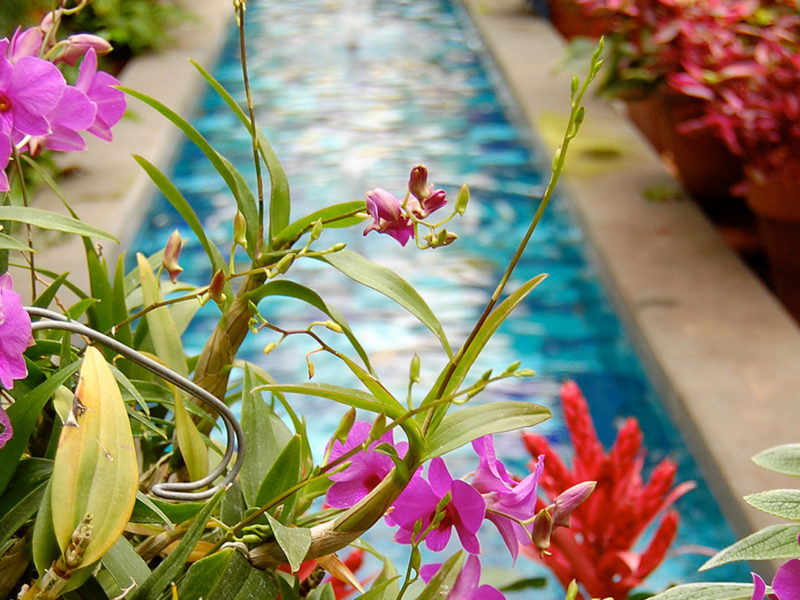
[324,422,594,598]
[0,6,125,191]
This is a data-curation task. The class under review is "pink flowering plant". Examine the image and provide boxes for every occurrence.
[0,2,620,598]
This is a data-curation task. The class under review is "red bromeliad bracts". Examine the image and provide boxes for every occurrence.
[521,380,695,600]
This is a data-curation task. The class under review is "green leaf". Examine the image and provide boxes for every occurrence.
[266,513,311,573]
[33,273,70,309]
[415,551,464,600]
[745,489,800,521]
[136,252,188,375]
[32,478,60,575]
[174,391,209,482]
[129,487,224,600]
[0,232,32,252]
[132,155,230,286]
[0,360,81,497]
[422,274,547,431]
[0,466,50,548]
[255,382,397,415]
[700,524,800,570]
[423,401,550,460]
[123,87,262,259]
[130,495,205,525]
[306,583,335,600]
[353,539,399,600]
[240,366,293,507]
[189,61,291,244]
[0,206,117,242]
[100,536,151,589]
[319,249,451,357]
[255,435,302,520]
[272,201,365,248]
[51,347,139,567]
[132,491,174,528]
[249,280,371,370]
[753,444,800,477]
[648,583,764,600]
[221,480,245,526]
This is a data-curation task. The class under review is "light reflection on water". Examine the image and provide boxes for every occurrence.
[130,0,749,595]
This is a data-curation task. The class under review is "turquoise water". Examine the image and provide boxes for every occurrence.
[130,0,748,595]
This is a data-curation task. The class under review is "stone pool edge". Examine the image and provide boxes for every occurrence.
[461,0,800,541]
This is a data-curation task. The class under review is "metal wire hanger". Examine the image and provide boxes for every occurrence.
[26,306,245,501]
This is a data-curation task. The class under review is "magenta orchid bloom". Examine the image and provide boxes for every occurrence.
[407,164,448,218]
[7,26,44,64]
[387,457,486,554]
[28,85,96,154]
[420,555,505,600]
[0,273,33,390]
[751,535,800,600]
[54,34,113,67]
[363,187,414,246]
[0,405,11,449]
[325,420,407,508]
[471,435,545,561]
[74,49,126,142]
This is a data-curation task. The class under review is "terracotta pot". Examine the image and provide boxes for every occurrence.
[624,93,668,155]
[746,163,800,319]
[659,92,744,208]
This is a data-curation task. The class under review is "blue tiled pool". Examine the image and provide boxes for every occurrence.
[130,0,748,595]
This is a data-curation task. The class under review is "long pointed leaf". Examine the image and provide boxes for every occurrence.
[122,87,261,258]
[190,61,291,243]
[272,201,365,249]
[0,206,117,242]
[422,401,551,460]
[255,382,398,415]
[700,524,800,570]
[318,249,451,356]
[422,274,547,431]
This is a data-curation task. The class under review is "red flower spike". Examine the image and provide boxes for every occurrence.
[520,380,693,600]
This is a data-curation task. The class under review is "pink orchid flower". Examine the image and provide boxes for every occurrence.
[0,273,33,390]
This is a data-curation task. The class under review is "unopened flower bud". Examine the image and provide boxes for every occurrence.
[310,219,324,241]
[271,253,295,277]
[552,481,596,528]
[409,353,421,383]
[369,413,386,442]
[233,211,248,248]
[455,183,469,216]
[54,34,113,66]
[306,354,315,379]
[532,507,554,550]
[208,269,227,305]
[430,229,457,247]
[162,230,183,284]
[263,342,278,355]
[408,164,430,199]
[334,408,357,444]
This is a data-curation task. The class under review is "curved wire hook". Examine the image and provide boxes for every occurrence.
[26,307,245,501]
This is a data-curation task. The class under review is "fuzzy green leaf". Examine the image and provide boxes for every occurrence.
[745,489,800,521]
[648,583,765,600]
[700,524,800,570]
[423,401,551,460]
[753,444,800,477]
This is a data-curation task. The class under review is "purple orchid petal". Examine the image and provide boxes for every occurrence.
[0,273,33,389]
[452,556,505,600]
[34,86,97,153]
[773,559,800,600]
[76,50,126,141]
[8,26,43,63]
[9,56,64,132]
[0,405,11,449]
[429,457,454,497]
[750,572,766,600]
[451,480,485,554]
[425,523,454,552]
[363,187,414,246]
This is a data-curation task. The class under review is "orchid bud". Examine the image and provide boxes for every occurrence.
[552,481,596,528]
[369,412,386,442]
[409,353,420,383]
[455,183,470,216]
[233,211,248,248]
[162,230,183,283]
[263,342,278,355]
[310,219,324,242]
[532,507,554,550]
[271,253,295,277]
[8,26,43,63]
[208,269,227,305]
[54,34,113,66]
[408,164,430,199]
[334,408,357,444]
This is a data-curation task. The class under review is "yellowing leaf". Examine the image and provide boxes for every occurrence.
[174,390,209,483]
[50,346,139,567]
